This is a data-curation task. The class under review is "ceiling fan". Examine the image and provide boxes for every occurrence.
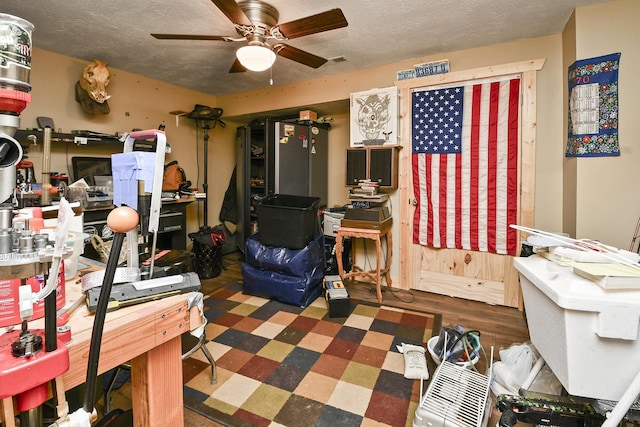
[151,0,348,73]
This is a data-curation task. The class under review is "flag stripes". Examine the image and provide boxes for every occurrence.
[412,77,520,255]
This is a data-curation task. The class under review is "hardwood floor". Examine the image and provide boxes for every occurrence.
[210,251,531,356]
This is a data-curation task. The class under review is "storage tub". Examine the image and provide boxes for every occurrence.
[256,194,320,249]
[514,255,640,401]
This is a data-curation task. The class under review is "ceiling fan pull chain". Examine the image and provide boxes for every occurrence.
[269,67,273,86]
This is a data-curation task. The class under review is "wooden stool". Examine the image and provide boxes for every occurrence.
[335,220,392,303]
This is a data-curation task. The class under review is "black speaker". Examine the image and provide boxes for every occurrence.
[369,147,393,187]
[345,149,367,186]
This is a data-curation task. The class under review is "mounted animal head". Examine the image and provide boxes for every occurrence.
[79,59,111,103]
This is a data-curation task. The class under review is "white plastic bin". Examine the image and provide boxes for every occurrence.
[514,255,640,401]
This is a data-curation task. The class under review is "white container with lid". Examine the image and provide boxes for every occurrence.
[514,255,640,401]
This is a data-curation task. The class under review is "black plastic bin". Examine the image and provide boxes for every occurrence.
[256,194,321,249]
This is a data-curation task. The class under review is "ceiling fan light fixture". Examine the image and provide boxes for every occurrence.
[236,45,276,72]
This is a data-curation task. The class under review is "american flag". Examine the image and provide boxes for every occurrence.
[412,78,520,255]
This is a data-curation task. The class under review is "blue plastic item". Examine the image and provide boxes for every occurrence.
[241,262,323,308]
[244,233,325,277]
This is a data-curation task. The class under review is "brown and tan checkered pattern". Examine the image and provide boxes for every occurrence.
[183,283,441,427]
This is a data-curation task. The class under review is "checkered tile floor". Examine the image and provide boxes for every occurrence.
[182,283,440,427]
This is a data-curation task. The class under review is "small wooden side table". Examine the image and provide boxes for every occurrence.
[335,220,392,303]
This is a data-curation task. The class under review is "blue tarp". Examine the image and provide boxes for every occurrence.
[244,233,325,277]
[242,234,326,307]
[241,262,323,308]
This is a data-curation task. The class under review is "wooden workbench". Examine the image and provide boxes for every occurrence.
[0,276,203,427]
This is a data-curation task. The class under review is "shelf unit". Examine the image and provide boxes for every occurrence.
[237,124,269,247]
[236,119,329,251]
[13,129,123,146]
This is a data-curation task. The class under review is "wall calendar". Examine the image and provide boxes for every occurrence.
[566,52,621,157]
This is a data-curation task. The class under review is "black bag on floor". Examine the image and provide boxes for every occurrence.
[189,225,226,279]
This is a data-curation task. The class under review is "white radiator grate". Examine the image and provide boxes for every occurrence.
[413,361,491,427]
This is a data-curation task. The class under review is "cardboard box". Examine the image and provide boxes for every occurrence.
[299,110,317,121]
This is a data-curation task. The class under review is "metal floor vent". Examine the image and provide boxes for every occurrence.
[413,361,491,427]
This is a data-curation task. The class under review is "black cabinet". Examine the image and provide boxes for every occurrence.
[345,146,400,188]
[236,124,270,252]
[82,199,192,260]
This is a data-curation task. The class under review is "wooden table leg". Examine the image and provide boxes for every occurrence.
[384,231,393,287]
[131,335,183,427]
[2,397,15,427]
[335,233,344,279]
[375,235,383,303]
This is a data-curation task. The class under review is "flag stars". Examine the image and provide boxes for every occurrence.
[412,86,464,154]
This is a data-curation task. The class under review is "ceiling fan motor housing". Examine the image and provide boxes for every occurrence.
[237,0,279,42]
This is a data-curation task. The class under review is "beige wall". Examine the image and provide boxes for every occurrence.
[17,21,564,270]
[562,13,578,239]
[218,34,565,280]
[572,0,640,249]
[16,0,637,260]
[16,48,228,235]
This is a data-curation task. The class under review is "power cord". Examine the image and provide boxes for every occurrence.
[359,237,415,303]
[369,284,415,303]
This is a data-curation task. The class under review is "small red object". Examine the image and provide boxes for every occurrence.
[57,326,72,344]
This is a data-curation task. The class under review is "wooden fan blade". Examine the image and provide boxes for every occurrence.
[273,44,327,69]
[229,58,247,73]
[276,9,348,40]
[211,0,253,26]
[151,33,228,41]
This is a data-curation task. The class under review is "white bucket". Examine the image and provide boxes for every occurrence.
[427,336,479,368]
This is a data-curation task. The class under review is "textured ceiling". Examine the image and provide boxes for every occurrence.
[3,0,611,97]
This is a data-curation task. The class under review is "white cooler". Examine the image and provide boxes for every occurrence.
[514,255,640,401]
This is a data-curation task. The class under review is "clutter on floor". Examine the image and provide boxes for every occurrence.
[413,360,492,427]
[241,193,325,308]
[323,274,350,317]
[241,233,325,308]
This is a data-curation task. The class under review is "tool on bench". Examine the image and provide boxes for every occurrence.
[56,296,85,326]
